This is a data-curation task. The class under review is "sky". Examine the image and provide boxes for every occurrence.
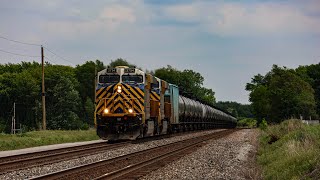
[0,0,319,104]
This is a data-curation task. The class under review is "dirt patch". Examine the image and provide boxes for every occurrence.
[267,134,279,144]
[243,129,262,180]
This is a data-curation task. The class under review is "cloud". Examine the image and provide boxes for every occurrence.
[42,1,320,38]
[164,4,199,22]
[1,0,319,104]
[162,1,320,36]
[99,5,136,24]
[43,3,141,37]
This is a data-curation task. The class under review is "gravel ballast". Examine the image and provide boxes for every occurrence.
[0,129,224,180]
[141,129,260,180]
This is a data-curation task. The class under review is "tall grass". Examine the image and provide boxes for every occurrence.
[0,129,99,151]
[258,119,320,179]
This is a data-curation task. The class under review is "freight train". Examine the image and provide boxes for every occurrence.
[94,66,237,140]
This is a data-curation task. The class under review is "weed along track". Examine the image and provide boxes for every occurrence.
[0,141,129,174]
[31,129,237,180]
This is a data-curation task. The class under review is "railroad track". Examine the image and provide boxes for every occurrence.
[0,141,129,175]
[31,129,237,180]
[0,129,216,175]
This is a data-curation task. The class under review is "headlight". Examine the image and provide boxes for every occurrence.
[117,85,122,93]
[128,108,133,113]
[103,108,109,114]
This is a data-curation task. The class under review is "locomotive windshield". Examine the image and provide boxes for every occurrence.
[122,75,143,83]
[99,75,120,83]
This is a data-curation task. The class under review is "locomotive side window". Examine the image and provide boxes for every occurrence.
[99,75,120,83]
[151,81,160,88]
[122,75,143,83]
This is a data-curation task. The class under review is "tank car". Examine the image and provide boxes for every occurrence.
[167,84,237,132]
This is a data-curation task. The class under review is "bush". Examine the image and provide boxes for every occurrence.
[0,118,6,133]
[237,118,257,128]
[259,119,268,131]
[80,123,89,130]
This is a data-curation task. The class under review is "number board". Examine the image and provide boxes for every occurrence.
[107,68,117,73]
[124,68,135,73]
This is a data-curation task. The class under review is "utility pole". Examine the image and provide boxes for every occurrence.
[94,64,97,103]
[41,45,46,130]
[13,102,15,134]
[11,117,13,134]
[11,102,16,134]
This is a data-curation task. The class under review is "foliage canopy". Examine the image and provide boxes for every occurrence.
[246,64,318,123]
[154,65,216,106]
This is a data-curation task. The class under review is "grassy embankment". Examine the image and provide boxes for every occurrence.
[0,129,99,151]
[258,119,320,179]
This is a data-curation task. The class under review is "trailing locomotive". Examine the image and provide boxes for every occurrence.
[94,66,236,140]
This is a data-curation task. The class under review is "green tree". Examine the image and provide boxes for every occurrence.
[75,60,105,125]
[109,58,136,68]
[15,71,40,129]
[268,65,316,121]
[154,65,181,85]
[0,62,42,132]
[246,65,317,123]
[47,76,84,130]
[85,97,95,125]
[179,69,204,97]
[215,101,253,118]
[0,72,18,132]
[155,65,216,105]
[296,63,320,117]
[0,61,99,132]
[75,60,105,104]
[44,64,87,129]
[249,85,271,122]
[199,87,216,106]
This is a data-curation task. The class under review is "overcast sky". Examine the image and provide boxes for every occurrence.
[0,0,319,104]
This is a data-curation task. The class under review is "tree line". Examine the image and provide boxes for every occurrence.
[246,64,320,123]
[0,60,105,132]
[215,101,253,119]
[2,58,247,133]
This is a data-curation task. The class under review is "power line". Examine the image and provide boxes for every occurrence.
[44,56,58,65]
[0,34,75,65]
[43,46,75,65]
[0,35,41,46]
[0,49,40,58]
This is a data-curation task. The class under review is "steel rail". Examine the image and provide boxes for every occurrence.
[95,129,236,180]
[0,129,219,175]
[31,129,237,180]
[0,141,129,174]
